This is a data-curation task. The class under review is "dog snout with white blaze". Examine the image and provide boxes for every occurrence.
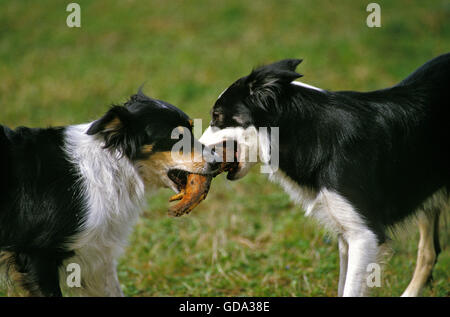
[199,125,280,178]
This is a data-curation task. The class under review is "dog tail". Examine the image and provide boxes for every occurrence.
[438,187,450,253]
[0,251,16,290]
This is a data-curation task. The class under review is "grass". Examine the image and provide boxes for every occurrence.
[1,0,449,296]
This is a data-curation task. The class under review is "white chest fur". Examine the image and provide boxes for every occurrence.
[64,124,146,252]
[268,170,367,237]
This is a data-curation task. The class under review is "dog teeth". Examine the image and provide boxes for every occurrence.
[169,192,184,202]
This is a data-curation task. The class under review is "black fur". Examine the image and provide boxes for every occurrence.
[211,54,450,243]
[0,126,82,296]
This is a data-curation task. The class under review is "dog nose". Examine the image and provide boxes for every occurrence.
[202,145,221,170]
[208,160,221,173]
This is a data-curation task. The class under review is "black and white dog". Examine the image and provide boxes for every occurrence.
[200,54,450,296]
[0,91,216,296]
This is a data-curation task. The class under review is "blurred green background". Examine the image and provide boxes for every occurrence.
[1,0,449,296]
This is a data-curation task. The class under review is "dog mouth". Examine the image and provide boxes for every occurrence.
[214,141,240,180]
[225,163,241,180]
[167,169,189,193]
[165,141,240,216]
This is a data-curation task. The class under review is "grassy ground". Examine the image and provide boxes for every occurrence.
[1,0,449,296]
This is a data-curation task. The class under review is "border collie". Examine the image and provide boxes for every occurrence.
[200,54,450,296]
[0,91,216,296]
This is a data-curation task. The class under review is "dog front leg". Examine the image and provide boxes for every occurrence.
[343,231,379,297]
[338,235,349,297]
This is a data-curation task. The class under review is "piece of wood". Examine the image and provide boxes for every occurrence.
[168,174,212,217]
[167,145,239,217]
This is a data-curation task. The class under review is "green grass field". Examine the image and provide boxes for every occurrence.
[1,0,449,296]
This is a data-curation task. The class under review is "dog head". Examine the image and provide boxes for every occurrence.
[200,59,302,180]
[87,90,218,193]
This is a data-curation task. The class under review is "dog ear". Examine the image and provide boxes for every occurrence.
[87,106,136,157]
[265,59,303,73]
[87,106,131,135]
[246,59,303,94]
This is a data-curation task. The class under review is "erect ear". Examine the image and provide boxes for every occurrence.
[246,59,303,94]
[265,59,303,73]
[86,106,135,157]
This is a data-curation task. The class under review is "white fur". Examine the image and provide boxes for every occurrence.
[200,125,280,176]
[268,171,318,215]
[337,236,348,296]
[200,126,259,178]
[62,123,146,296]
[291,80,324,92]
[269,171,378,296]
[269,171,369,235]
